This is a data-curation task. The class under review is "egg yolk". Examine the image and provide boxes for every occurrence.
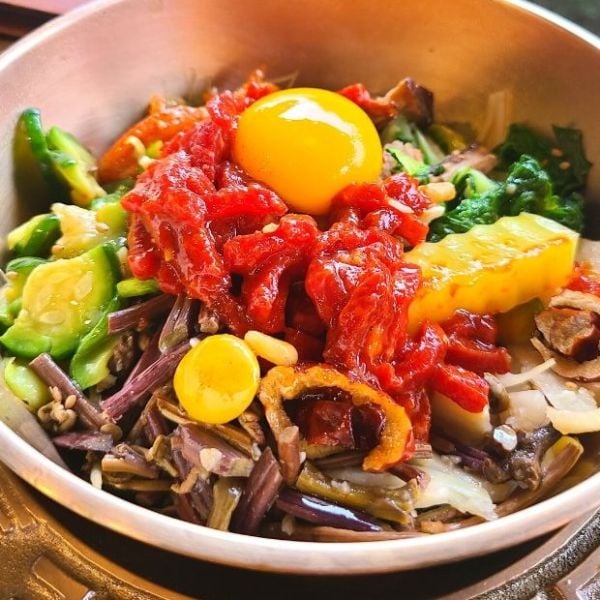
[233,88,382,215]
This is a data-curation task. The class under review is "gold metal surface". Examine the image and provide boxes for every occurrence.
[0,0,599,575]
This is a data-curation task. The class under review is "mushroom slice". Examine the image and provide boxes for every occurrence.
[535,306,599,359]
[258,364,411,472]
[549,289,600,313]
[531,337,600,382]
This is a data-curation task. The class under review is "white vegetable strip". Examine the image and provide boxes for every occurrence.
[504,390,550,432]
[412,454,497,521]
[547,407,600,434]
[497,358,556,390]
[325,467,406,489]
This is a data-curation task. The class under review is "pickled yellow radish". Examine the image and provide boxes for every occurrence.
[406,213,578,330]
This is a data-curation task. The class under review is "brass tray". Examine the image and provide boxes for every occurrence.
[1,460,600,599]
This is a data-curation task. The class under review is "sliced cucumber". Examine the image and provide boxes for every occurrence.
[0,257,46,329]
[6,213,60,258]
[0,245,118,359]
[13,108,67,207]
[51,202,127,259]
[70,295,121,390]
[3,357,52,412]
[47,126,106,207]
[117,277,159,298]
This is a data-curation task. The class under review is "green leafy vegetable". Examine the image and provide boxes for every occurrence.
[428,155,584,242]
[495,124,592,197]
[385,146,431,181]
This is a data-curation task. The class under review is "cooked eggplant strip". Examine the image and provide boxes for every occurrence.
[175,424,254,477]
[171,447,213,520]
[155,396,257,457]
[126,390,170,444]
[231,448,283,535]
[53,431,114,453]
[277,425,302,485]
[158,295,198,352]
[124,327,161,385]
[29,353,107,430]
[296,463,414,526]
[276,488,382,532]
[144,396,170,443]
[265,522,426,542]
[101,340,191,420]
[207,478,244,530]
[174,492,203,524]
[108,294,175,335]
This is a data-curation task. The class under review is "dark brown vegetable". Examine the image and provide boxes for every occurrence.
[275,488,382,532]
[231,448,283,535]
[53,431,114,453]
[503,426,560,490]
[173,492,203,524]
[386,77,434,127]
[389,463,430,489]
[29,353,106,430]
[277,425,301,485]
[101,340,191,420]
[174,424,254,477]
[158,295,198,353]
[124,327,162,385]
[171,448,213,521]
[108,294,175,334]
[238,403,266,446]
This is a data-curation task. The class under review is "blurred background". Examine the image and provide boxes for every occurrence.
[0,0,599,41]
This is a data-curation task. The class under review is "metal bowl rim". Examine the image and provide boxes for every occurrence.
[0,0,599,574]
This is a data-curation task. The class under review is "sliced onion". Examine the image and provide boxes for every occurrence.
[497,358,556,390]
[412,454,497,521]
[547,407,600,434]
[504,389,550,432]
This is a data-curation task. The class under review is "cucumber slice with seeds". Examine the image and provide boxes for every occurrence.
[0,245,118,359]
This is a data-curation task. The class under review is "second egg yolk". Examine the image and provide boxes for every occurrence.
[233,88,383,215]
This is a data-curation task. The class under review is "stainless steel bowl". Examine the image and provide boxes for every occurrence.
[0,0,599,575]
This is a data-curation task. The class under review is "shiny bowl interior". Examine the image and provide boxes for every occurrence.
[0,0,599,574]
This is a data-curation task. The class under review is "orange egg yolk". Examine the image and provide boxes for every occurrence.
[233,87,383,215]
